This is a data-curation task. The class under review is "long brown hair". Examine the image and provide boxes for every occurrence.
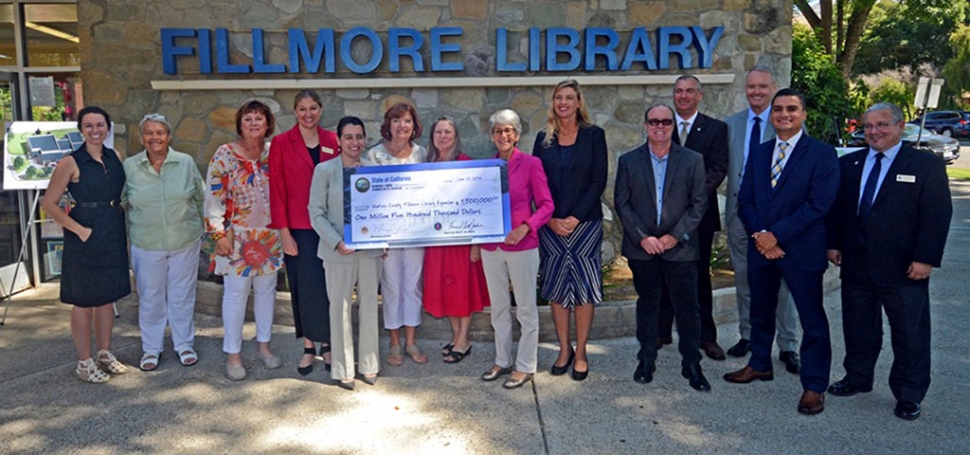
[543,79,591,147]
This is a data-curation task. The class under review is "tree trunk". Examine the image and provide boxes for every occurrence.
[837,0,877,79]
[820,0,833,54]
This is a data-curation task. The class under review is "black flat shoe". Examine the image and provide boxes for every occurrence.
[550,348,574,376]
[894,401,921,420]
[337,379,355,391]
[827,378,873,397]
[320,344,332,372]
[361,374,378,386]
[571,365,588,382]
[297,347,315,376]
[682,364,711,392]
[634,361,655,384]
[779,351,801,375]
[727,339,750,357]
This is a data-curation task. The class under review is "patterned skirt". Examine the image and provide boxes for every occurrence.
[538,219,603,309]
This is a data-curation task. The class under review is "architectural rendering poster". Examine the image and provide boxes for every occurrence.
[3,121,115,190]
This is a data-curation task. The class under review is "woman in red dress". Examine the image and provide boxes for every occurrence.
[421,117,490,363]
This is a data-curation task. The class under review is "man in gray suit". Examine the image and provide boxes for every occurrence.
[615,104,710,392]
[723,67,801,374]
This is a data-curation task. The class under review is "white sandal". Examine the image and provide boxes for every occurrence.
[178,349,198,367]
[96,350,129,375]
[140,352,160,371]
[76,358,111,383]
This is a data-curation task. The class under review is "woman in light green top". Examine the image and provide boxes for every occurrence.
[123,113,205,371]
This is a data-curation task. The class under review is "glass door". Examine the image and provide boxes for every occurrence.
[0,71,30,297]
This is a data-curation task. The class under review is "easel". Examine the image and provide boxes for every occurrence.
[0,189,119,326]
[0,189,41,325]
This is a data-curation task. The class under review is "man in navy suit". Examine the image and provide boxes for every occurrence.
[723,88,840,416]
[826,102,952,421]
[656,75,729,361]
[615,104,711,392]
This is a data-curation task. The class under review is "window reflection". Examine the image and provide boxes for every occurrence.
[24,4,79,67]
[0,4,16,66]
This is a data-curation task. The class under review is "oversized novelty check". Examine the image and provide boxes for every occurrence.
[344,159,511,249]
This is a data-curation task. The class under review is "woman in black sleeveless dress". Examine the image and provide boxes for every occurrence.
[42,106,132,383]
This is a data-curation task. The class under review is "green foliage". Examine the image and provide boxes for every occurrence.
[0,86,11,121]
[854,0,968,77]
[868,78,915,119]
[791,24,855,144]
[12,156,27,171]
[943,24,970,100]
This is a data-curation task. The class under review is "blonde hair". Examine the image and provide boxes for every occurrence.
[543,79,591,147]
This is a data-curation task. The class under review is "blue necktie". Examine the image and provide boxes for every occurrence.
[858,153,884,246]
[750,116,762,151]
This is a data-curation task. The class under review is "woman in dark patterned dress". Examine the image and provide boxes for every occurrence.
[533,80,608,381]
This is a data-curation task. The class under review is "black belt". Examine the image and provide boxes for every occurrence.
[73,200,120,209]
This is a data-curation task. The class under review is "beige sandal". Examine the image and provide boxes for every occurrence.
[387,345,403,366]
[405,344,428,364]
[96,350,129,375]
[77,358,111,383]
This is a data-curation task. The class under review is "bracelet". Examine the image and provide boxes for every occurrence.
[211,231,226,241]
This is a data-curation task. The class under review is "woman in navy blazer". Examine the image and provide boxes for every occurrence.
[269,90,340,376]
[532,80,608,381]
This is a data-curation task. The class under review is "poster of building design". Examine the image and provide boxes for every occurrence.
[3,121,115,191]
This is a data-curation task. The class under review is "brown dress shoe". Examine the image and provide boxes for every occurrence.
[701,342,726,361]
[723,366,774,383]
[798,390,825,415]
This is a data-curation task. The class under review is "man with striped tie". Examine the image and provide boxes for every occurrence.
[723,88,840,416]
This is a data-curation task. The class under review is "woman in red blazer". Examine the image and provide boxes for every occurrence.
[269,90,340,376]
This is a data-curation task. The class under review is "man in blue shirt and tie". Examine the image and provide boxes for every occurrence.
[825,102,952,421]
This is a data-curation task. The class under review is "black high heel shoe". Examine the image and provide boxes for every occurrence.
[297,347,315,376]
[320,344,332,372]
[550,347,574,376]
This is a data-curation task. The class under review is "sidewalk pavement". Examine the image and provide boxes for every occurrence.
[2,181,969,455]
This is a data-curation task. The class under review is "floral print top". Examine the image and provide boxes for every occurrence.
[204,142,283,277]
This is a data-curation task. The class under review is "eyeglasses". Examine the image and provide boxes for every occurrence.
[646,118,674,127]
[862,122,897,132]
[492,127,517,135]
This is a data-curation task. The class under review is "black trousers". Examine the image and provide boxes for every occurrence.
[284,228,331,342]
[657,228,716,343]
[629,258,701,367]
[841,250,932,403]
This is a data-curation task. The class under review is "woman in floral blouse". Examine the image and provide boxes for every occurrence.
[205,100,284,381]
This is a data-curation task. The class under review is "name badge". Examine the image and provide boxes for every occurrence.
[896,174,916,183]
[322,146,335,155]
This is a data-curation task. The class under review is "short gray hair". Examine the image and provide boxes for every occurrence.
[748,65,776,83]
[488,109,522,134]
[139,113,172,135]
[864,102,904,124]
[674,74,702,92]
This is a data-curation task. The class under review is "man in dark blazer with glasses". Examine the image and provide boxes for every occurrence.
[615,103,710,392]
[825,102,952,421]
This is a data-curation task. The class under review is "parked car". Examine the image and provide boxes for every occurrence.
[909,110,970,139]
[845,124,961,164]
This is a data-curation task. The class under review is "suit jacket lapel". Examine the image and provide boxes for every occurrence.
[873,146,915,208]
[638,147,659,221]
[288,128,315,168]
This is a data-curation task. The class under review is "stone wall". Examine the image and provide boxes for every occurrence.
[79,0,793,264]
